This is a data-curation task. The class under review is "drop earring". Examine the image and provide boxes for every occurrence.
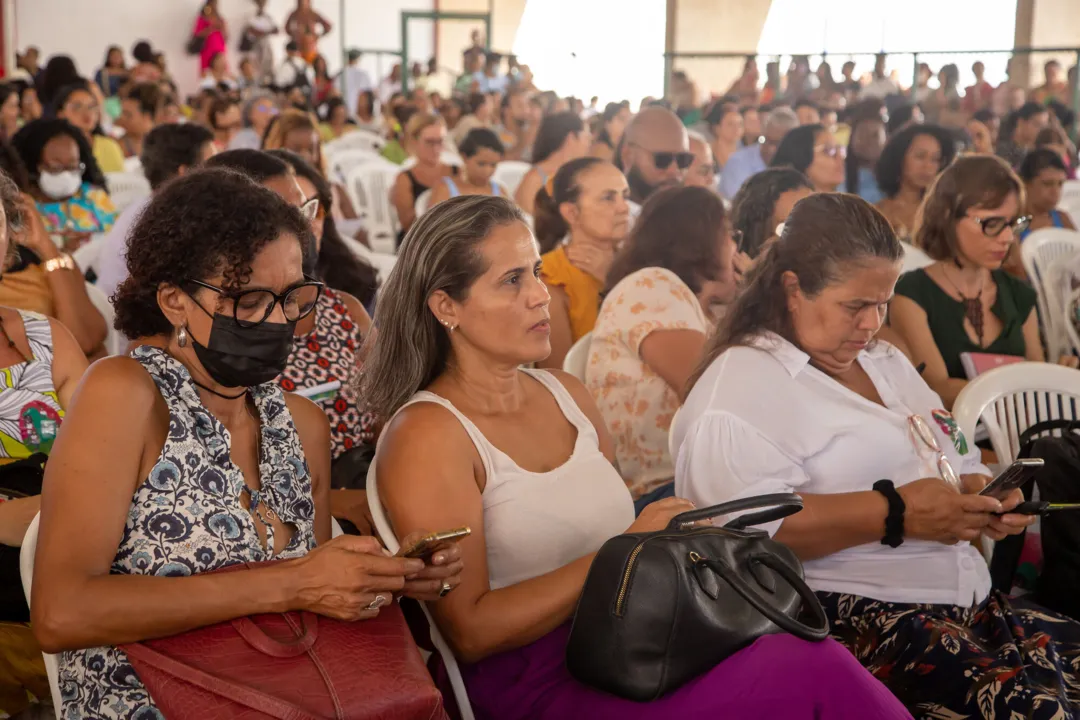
[176,325,189,348]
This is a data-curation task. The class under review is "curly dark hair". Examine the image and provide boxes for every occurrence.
[112,168,315,339]
[874,124,956,198]
[730,167,813,259]
[205,148,290,182]
[11,118,107,189]
[266,149,379,308]
[605,185,727,296]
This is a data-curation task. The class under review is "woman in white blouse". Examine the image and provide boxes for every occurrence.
[362,195,911,720]
[674,192,1080,718]
[587,186,738,513]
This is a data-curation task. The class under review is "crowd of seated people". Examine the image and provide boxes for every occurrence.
[3,24,1080,720]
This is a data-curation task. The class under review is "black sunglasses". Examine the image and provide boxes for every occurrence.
[186,278,325,328]
[965,214,1031,238]
[630,142,694,171]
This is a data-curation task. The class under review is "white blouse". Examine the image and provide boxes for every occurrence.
[672,332,992,607]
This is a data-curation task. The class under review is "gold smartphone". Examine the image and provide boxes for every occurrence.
[401,527,471,561]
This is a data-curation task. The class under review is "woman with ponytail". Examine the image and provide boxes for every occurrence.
[534,157,629,369]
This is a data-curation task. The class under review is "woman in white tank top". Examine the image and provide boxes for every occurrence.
[361,195,912,720]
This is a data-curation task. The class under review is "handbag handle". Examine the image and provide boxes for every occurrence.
[698,552,829,641]
[232,612,319,658]
[667,493,804,531]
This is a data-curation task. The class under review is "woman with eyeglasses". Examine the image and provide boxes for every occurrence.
[32,168,461,718]
[675,192,1080,719]
[533,157,629,370]
[229,91,278,151]
[769,124,845,193]
[874,124,956,242]
[12,118,117,246]
[514,111,591,216]
[729,167,814,281]
[890,156,1078,412]
[390,112,456,247]
[53,80,126,174]
[588,185,738,514]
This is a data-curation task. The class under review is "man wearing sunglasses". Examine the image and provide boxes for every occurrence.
[619,106,691,206]
[719,106,798,200]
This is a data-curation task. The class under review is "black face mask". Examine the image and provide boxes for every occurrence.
[190,312,296,389]
[626,164,659,202]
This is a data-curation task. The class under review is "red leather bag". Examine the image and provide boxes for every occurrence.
[120,570,448,720]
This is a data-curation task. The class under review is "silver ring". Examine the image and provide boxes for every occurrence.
[366,594,389,611]
[438,582,453,598]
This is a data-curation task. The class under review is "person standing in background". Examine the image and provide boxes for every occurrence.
[243,0,278,85]
[192,0,228,77]
[338,49,374,119]
[286,0,333,65]
[94,47,128,99]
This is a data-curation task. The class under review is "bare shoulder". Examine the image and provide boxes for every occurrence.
[75,355,158,400]
[379,400,472,458]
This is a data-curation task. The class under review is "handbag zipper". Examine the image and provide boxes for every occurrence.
[613,530,720,616]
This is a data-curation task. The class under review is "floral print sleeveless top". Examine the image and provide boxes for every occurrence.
[278,288,376,458]
[58,345,316,719]
[0,311,64,461]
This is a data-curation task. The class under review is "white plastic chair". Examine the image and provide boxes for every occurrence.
[1065,286,1080,357]
[104,172,151,214]
[1021,228,1080,360]
[325,129,384,156]
[20,514,63,718]
[953,362,1080,466]
[561,332,592,383]
[899,241,933,273]
[342,235,397,283]
[326,148,384,186]
[493,161,531,197]
[72,235,105,275]
[415,188,434,218]
[84,283,122,356]
[366,465,475,720]
[345,161,400,230]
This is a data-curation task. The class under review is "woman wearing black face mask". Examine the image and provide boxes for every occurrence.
[31,168,463,718]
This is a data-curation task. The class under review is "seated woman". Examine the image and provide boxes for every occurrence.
[363,194,911,720]
[53,80,126,174]
[844,111,887,204]
[730,167,814,277]
[31,168,460,718]
[390,113,455,246]
[12,118,117,246]
[427,128,508,209]
[875,124,956,241]
[534,157,630,369]
[117,83,164,159]
[0,167,88,719]
[674,192,1080,719]
[588,102,630,163]
[890,155,1075,410]
[515,111,591,216]
[769,123,845,192]
[94,46,128,98]
[1018,147,1076,241]
[229,91,277,151]
[588,186,738,514]
[319,97,356,143]
[354,91,382,134]
[703,102,743,174]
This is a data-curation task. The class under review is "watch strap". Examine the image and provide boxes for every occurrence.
[872,479,905,548]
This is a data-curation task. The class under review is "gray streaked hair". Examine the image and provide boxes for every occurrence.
[359,195,526,419]
[764,106,799,134]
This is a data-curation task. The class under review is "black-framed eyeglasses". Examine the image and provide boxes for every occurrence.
[186,278,325,328]
[629,142,694,171]
[966,213,1031,238]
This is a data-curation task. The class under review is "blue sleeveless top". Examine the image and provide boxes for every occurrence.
[1019,209,1066,241]
[445,177,501,197]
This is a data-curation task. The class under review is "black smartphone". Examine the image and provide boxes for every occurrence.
[979,459,1045,499]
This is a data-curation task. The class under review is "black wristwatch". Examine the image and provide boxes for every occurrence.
[873,480,906,548]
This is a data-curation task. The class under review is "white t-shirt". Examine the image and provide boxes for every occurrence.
[587,267,707,498]
[673,332,991,606]
[337,65,374,116]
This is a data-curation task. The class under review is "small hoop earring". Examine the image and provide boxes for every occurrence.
[176,325,189,348]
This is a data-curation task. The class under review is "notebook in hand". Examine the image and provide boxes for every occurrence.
[959,352,1024,380]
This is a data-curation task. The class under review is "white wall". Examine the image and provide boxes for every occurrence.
[13,0,433,99]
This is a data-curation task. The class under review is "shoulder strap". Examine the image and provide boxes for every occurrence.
[521,368,597,441]
[17,310,51,362]
[1018,419,1080,447]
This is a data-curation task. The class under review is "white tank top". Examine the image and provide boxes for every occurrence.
[399,368,635,590]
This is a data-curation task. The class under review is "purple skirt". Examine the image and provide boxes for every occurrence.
[446,624,912,720]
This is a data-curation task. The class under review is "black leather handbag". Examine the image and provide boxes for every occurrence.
[566,493,829,702]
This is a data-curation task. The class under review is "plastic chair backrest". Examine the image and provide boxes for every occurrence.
[492,161,531,196]
[1021,228,1080,359]
[346,162,401,232]
[326,148,384,185]
[365,464,475,720]
[105,172,151,214]
[562,332,592,383]
[84,282,122,356]
[899,241,933,273]
[953,362,1080,466]
[20,514,64,717]
[325,129,384,156]
[415,188,434,218]
[1065,286,1080,357]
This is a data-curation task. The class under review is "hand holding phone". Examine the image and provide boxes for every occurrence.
[978,459,1044,500]
[400,527,471,562]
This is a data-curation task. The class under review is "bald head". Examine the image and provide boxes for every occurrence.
[621,106,691,202]
[685,131,716,188]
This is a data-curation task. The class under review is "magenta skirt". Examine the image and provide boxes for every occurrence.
[443,624,912,720]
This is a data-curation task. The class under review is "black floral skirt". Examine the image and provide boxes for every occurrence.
[818,590,1080,719]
